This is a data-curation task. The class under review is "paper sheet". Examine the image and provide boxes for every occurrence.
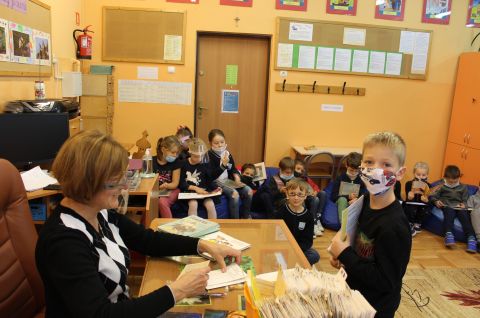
[221,89,239,113]
[178,260,210,279]
[277,43,293,67]
[351,50,369,73]
[411,32,430,75]
[399,31,415,54]
[206,263,247,290]
[343,28,366,46]
[164,34,182,61]
[288,22,313,41]
[137,66,158,80]
[118,80,192,105]
[340,195,364,246]
[385,52,402,75]
[316,47,334,70]
[333,48,352,72]
[297,45,315,69]
[226,64,238,85]
[21,166,58,192]
[368,51,386,74]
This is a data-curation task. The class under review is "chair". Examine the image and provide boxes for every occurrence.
[335,154,349,180]
[305,152,335,189]
[0,159,45,318]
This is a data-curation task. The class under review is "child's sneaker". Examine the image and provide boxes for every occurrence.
[413,223,422,232]
[410,224,417,237]
[466,236,477,254]
[316,220,325,232]
[444,232,455,247]
[314,223,323,237]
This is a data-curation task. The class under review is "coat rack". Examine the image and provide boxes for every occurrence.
[275,80,365,96]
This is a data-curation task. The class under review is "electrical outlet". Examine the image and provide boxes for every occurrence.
[280,71,288,77]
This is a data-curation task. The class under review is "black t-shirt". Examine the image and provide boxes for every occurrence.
[152,156,184,185]
[275,203,314,251]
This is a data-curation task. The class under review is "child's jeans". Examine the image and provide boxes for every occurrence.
[216,183,252,219]
[306,191,327,223]
[404,203,430,225]
[442,207,476,238]
[158,188,180,218]
[304,248,320,265]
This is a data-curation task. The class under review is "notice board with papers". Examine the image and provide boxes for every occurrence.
[275,17,433,80]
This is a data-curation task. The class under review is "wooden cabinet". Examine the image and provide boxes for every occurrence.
[444,53,480,185]
[81,74,114,134]
[69,116,82,136]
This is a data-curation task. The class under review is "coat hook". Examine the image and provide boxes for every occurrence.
[297,84,300,92]
[312,81,316,93]
[282,79,286,92]
[342,81,346,95]
[327,87,330,94]
[473,98,477,103]
[357,88,359,96]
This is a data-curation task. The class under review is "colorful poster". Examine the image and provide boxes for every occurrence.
[10,0,26,13]
[467,0,480,27]
[0,18,10,62]
[326,0,357,16]
[9,21,33,64]
[221,90,239,113]
[375,0,406,21]
[220,0,252,7]
[167,0,199,3]
[33,29,51,66]
[225,64,238,85]
[276,0,307,12]
[422,0,451,25]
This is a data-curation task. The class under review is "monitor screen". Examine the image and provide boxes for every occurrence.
[0,113,69,168]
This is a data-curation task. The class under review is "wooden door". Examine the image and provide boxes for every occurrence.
[462,147,480,186]
[448,53,480,146]
[195,34,270,165]
[443,142,465,174]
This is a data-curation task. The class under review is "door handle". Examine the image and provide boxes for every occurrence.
[199,106,208,110]
[197,102,208,119]
[467,133,471,144]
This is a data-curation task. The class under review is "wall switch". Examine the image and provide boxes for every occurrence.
[280,71,288,77]
[168,66,176,74]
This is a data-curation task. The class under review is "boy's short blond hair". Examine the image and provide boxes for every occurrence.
[52,130,129,204]
[285,178,310,193]
[413,162,429,173]
[363,131,406,166]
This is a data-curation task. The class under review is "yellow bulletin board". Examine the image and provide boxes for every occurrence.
[103,6,186,64]
[0,0,52,77]
[275,17,433,80]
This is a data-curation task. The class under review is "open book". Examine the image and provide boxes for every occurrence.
[339,195,364,246]
[252,162,267,182]
[177,191,222,200]
[200,231,251,260]
[216,179,245,190]
[339,181,360,197]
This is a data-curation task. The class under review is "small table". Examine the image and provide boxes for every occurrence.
[139,219,310,314]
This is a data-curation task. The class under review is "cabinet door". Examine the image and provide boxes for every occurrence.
[443,142,465,173]
[463,147,480,186]
[448,53,480,146]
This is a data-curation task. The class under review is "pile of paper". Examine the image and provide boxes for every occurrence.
[20,166,58,192]
[206,263,247,290]
[157,215,220,238]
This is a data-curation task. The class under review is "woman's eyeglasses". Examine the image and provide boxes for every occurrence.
[104,173,128,190]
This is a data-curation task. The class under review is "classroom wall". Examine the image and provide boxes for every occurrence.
[87,2,476,180]
[0,0,84,107]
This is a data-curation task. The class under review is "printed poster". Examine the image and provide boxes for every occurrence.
[33,29,51,66]
[277,43,293,67]
[164,35,182,61]
[221,89,239,113]
[0,18,10,62]
[288,22,313,41]
[9,21,33,64]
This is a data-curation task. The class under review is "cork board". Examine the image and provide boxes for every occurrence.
[275,17,432,80]
[0,0,52,76]
[103,6,185,64]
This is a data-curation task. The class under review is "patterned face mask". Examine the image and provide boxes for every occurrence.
[360,167,397,196]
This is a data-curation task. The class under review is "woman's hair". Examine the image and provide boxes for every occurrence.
[52,130,129,204]
[208,129,225,142]
[156,135,181,155]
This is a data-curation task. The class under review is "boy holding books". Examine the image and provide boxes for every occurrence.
[331,152,366,222]
[275,178,319,265]
[329,132,412,318]
[430,165,477,253]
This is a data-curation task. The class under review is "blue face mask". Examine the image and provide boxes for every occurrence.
[165,155,177,163]
[280,174,294,181]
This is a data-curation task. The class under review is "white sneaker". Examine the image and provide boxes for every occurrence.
[314,224,323,236]
[316,221,325,232]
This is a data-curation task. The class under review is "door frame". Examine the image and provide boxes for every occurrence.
[194,31,271,161]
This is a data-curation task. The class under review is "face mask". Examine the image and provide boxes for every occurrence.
[116,189,129,215]
[346,170,359,179]
[212,144,227,155]
[294,171,304,178]
[165,155,176,163]
[415,177,428,182]
[241,175,253,184]
[280,174,294,181]
[360,167,397,196]
[444,179,459,188]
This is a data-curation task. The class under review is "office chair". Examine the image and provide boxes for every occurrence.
[0,159,45,318]
[305,152,335,189]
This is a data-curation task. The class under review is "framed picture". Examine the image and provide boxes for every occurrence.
[0,18,10,62]
[33,30,51,66]
[220,0,253,7]
[422,0,451,25]
[9,22,33,64]
[375,0,406,21]
[326,0,357,16]
[276,0,307,12]
[466,0,480,27]
[167,0,199,3]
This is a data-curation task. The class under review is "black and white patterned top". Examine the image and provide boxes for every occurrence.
[36,205,200,318]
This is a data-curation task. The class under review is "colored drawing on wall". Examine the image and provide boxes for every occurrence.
[422,0,451,25]
[326,0,357,16]
[167,0,199,3]
[10,0,26,13]
[276,0,307,12]
[33,30,51,66]
[466,0,480,27]
[9,22,33,64]
[375,0,406,21]
[0,0,9,8]
[0,18,10,62]
[220,0,252,7]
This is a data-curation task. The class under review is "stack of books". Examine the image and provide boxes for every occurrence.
[157,215,220,238]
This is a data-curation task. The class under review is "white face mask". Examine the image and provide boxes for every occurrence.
[444,179,460,188]
[360,167,397,196]
[213,144,227,155]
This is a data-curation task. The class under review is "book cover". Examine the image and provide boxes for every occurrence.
[339,181,360,197]
[158,215,219,238]
[253,162,267,182]
[200,232,251,260]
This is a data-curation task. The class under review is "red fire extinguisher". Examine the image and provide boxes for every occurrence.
[73,25,94,59]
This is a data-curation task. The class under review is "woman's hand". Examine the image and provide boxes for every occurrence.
[198,239,241,272]
[329,231,350,259]
[169,267,210,300]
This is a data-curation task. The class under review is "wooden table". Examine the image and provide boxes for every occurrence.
[139,219,310,313]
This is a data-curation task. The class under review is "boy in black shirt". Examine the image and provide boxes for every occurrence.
[276,178,319,265]
[329,132,412,318]
[404,162,431,236]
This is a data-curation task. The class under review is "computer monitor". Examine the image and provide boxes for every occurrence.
[0,112,70,169]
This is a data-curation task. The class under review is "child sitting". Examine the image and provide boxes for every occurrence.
[179,138,223,219]
[152,135,184,218]
[404,162,431,236]
[240,163,261,191]
[430,165,477,253]
[330,152,366,222]
[275,178,319,265]
[294,159,326,236]
[207,129,253,219]
[175,125,193,161]
[467,185,480,249]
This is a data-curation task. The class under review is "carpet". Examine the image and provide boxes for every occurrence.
[396,268,480,317]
